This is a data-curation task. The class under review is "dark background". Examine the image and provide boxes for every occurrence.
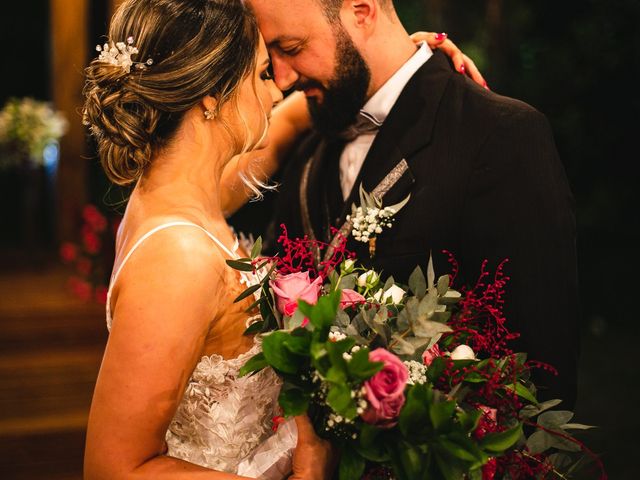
[1,0,638,477]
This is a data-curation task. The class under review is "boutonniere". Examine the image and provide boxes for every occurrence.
[346,184,410,258]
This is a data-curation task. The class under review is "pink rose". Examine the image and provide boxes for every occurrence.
[479,405,498,423]
[270,272,323,316]
[360,348,409,428]
[340,288,366,307]
[422,344,443,367]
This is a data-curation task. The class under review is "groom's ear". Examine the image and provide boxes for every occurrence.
[344,0,377,29]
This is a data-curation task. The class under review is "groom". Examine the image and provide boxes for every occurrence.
[250,0,579,407]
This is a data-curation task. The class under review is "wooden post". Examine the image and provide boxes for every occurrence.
[50,0,89,242]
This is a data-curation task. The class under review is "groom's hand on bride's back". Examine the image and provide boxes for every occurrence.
[289,415,336,480]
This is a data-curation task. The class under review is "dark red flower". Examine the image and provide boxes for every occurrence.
[94,286,108,304]
[68,277,92,302]
[60,242,78,263]
[83,205,108,232]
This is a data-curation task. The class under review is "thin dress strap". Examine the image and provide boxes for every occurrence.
[105,221,240,330]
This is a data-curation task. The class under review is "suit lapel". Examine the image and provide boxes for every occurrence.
[301,136,346,242]
[338,50,456,220]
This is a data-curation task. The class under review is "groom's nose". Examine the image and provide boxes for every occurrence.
[271,55,299,92]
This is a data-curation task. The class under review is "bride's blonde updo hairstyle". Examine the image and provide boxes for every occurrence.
[83,0,259,186]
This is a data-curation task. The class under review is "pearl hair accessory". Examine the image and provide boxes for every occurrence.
[95,36,153,73]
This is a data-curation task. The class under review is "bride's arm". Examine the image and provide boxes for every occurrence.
[83,232,251,479]
[220,91,309,217]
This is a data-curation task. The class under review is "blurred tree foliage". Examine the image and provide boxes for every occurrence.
[395,0,639,325]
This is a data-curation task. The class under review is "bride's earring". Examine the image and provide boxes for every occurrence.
[204,109,216,120]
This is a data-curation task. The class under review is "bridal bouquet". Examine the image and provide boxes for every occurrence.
[228,228,604,480]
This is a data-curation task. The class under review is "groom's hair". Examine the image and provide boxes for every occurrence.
[316,0,394,21]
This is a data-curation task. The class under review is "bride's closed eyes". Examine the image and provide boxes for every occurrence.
[260,61,274,81]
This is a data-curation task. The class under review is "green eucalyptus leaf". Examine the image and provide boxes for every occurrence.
[526,429,554,455]
[278,387,310,416]
[504,382,538,405]
[347,347,383,381]
[250,236,262,259]
[550,433,583,452]
[538,410,574,429]
[408,266,427,298]
[339,274,356,291]
[426,253,435,291]
[225,259,254,272]
[480,424,523,453]
[262,331,300,374]
[434,452,465,480]
[243,320,265,336]
[284,312,303,330]
[562,423,596,430]
[429,400,456,432]
[243,297,262,314]
[327,383,357,418]
[436,274,450,296]
[326,365,347,383]
[233,283,261,303]
[520,398,563,418]
[239,352,267,377]
[390,333,416,356]
[412,319,452,339]
[399,384,430,436]
[282,330,311,356]
[338,448,365,480]
[335,309,351,328]
[458,408,482,432]
[438,289,462,305]
[386,192,411,214]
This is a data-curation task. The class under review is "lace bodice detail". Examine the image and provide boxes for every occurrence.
[166,339,283,473]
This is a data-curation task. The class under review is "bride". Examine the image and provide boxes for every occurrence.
[82,0,481,478]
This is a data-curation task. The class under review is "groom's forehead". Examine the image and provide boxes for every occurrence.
[247,0,327,38]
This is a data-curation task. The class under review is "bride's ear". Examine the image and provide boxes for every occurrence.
[201,96,218,121]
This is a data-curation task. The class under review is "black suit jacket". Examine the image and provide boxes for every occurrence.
[266,51,579,407]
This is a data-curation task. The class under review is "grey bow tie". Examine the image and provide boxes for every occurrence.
[339,112,382,142]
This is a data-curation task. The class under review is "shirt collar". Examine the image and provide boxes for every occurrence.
[360,41,433,125]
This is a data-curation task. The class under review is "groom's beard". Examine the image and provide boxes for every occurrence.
[302,28,371,138]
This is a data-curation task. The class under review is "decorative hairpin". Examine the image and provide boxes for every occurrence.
[95,36,153,73]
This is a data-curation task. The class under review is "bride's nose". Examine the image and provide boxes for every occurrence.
[269,81,284,107]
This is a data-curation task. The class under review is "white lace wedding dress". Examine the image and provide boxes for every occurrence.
[105,222,297,479]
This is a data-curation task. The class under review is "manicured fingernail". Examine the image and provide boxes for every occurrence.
[483,81,490,90]
[435,32,447,41]
[459,64,466,74]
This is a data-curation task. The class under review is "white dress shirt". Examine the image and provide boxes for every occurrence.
[339,42,433,199]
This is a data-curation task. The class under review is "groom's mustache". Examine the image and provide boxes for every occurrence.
[294,78,325,93]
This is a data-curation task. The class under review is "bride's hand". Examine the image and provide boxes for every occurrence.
[289,415,335,480]
[412,31,488,89]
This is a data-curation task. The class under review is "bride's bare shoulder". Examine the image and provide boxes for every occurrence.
[110,221,229,331]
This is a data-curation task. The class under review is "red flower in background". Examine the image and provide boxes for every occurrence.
[61,204,120,303]
[76,257,92,276]
[60,242,77,263]
[68,277,92,302]
[94,286,108,305]
[82,226,102,255]
[82,204,108,233]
